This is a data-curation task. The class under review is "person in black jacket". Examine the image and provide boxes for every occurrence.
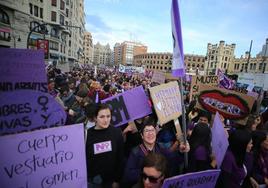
[86,103,124,188]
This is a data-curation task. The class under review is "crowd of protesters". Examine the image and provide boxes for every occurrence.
[46,65,268,188]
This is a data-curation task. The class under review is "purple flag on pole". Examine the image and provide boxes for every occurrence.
[171,0,185,77]
[212,112,229,168]
[217,69,234,89]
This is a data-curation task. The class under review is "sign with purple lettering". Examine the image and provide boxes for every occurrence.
[152,71,166,84]
[212,112,229,168]
[0,49,47,92]
[0,124,87,188]
[149,81,182,125]
[0,90,66,136]
[101,86,152,127]
[162,169,220,188]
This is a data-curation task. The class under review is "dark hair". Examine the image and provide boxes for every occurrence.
[228,129,252,167]
[252,130,267,159]
[140,116,157,134]
[143,153,168,178]
[189,123,212,154]
[94,103,111,118]
[198,110,211,122]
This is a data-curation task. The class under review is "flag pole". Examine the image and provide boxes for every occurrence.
[179,77,188,169]
[171,0,188,169]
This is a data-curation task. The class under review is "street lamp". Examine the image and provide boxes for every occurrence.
[27,21,81,49]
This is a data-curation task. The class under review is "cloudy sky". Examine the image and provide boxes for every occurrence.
[85,0,268,57]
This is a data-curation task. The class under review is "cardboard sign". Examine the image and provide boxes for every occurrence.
[190,75,219,101]
[162,169,220,188]
[0,90,66,136]
[0,49,47,92]
[211,112,229,168]
[151,71,166,84]
[56,62,70,73]
[196,85,255,125]
[149,81,182,125]
[0,124,87,188]
[101,86,152,127]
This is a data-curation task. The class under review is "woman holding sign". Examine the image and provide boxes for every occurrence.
[216,129,252,188]
[86,104,124,188]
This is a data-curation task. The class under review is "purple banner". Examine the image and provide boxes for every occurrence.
[101,86,152,127]
[0,124,87,188]
[0,90,66,135]
[171,0,185,77]
[0,49,47,92]
[162,169,220,188]
[211,112,229,168]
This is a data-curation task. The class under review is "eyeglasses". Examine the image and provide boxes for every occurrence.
[142,172,162,184]
[143,129,156,134]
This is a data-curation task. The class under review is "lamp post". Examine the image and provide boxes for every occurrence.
[27,21,81,49]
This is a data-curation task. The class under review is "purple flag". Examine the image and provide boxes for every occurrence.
[101,86,152,127]
[162,169,220,188]
[171,0,185,77]
[217,69,234,89]
[0,124,87,188]
[212,112,229,168]
[0,90,67,135]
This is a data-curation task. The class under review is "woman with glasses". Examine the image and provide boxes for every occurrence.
[133,153,168,188]
[122,117,189,187]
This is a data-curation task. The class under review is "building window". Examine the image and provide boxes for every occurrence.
[60,0,65,10]
[0,31,10,41]
[225,57,228,61]
[34,6,38,17]
[60,14,64,25]
[259,63,263,70]
[29,3,33,15]
[49,41,59,51]
[51,11,56,22]
[40,8,43,18]
[52,0,57,7]
[66,9,69,17]
[51,28,59,38]
[0,9,10,25]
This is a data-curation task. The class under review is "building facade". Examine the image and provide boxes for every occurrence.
[0,0,85,67]
[205,41,236,75]
[0,0,29,49]
[185,54,206,75]
[134,52,205,74]
[228,52,268,74]
[83,31,93,64]
[114,41,147,65]
[93,42,112,65]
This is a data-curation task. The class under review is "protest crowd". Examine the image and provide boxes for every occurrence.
[43,64,268,188]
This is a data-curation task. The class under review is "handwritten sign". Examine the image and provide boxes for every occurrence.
[0,49,47,92]
[211,112,229,168]
[0,124,87,188]
[56,62,70,73]
[196,84,255,125]
[0,90,66,135]
[101,86,152,127]
[151,71,166,84]
[149,81,182,125]
[190,75,219,101]
[162,169,220,188]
